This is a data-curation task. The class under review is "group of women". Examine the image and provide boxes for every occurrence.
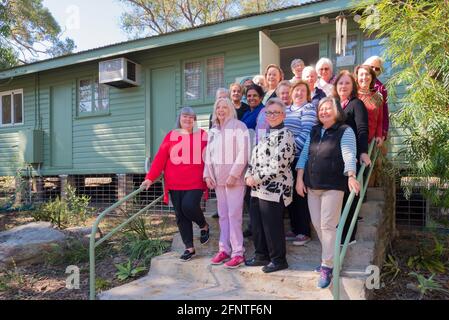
[141,55,389,289]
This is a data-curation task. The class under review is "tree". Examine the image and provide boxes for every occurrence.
[356,0,449,208]
[0,0,75,69]
[119,0,295,38]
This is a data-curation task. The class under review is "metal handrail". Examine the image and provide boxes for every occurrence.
[89,178,163,300]
[333,140,380,300]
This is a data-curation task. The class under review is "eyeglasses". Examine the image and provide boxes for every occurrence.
[370,66,381,72]
[265,111,282,117]
[319,67,330,71]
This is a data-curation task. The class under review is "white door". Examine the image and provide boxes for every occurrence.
[259,31,280,74]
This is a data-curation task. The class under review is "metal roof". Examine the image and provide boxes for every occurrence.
[0,0,355,80]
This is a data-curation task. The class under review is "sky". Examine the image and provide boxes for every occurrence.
[42,0,130,53]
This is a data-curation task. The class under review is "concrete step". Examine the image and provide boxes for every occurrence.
[365,188,385,202]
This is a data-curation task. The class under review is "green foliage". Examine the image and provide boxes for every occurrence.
[356,0,449,209]
[124,235,171,266]
[409,272,449,299]
[95,277,112,292]
[114,260,147,281]
[33,185,93,229]
[382,254,402,283]
[119,0,296,37]
[406,237,447,274]
[0,0,75,68]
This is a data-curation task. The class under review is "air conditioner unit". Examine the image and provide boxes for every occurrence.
[99,57,141,88]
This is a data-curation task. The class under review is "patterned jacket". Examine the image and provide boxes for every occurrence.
[245,126,296,206]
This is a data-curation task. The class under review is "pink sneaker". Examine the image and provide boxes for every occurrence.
[224,255,245,269]
[211,251,230,265]
[285,230,297,241]
[292,234,311,246]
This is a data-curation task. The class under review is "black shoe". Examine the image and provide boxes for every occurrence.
[245,257,270,267]
[180,249,195,261]
[200,225,210,245]
[243,229,252,238]
[262,262,288,273]
[212,212,219,218]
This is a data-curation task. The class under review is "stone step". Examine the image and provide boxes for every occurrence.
[365,188,385,202]
[171,217,375,271]
[99,252,367,300]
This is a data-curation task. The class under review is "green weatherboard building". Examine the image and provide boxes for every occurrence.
[0,0,404,186]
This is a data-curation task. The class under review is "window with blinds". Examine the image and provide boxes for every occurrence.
[183,55,224,104]
[206,56,224,98]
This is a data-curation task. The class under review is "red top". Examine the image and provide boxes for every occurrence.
[145,129,208,204]
[358,90,384,142]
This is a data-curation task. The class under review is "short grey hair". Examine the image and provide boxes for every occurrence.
[175,106,197,129]
[291,58,305,69]
[364,55,384,71]
[215,88,229,99]
[265,97,286,112]
[316,57,333,73]
[211,98,237,127]
[317,97,346,125]
[302,66,317,77]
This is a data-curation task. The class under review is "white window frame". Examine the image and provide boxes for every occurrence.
[182,55,224,105]
[77,76,110,117]
[0,89,24,128]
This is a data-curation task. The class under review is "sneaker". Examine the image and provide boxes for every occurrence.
[200,225,210,245]
[317,266,333,289]
[179,249,195,262]
[292,234,311,246]
[211,251,230,265]
[285,230,297,241]
[314,265,322,273]
[224,256,245,269]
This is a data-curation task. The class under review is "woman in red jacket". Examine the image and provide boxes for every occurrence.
[141,106,209,262]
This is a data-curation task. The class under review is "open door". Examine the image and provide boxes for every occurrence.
[259,31,280,74]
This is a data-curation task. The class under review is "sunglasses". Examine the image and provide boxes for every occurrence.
[370,66,381,72]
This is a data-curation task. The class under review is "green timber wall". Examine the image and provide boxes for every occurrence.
[0,30,259,176]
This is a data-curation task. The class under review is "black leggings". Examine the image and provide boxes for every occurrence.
[287,160,311,236]
[169,189,206,249]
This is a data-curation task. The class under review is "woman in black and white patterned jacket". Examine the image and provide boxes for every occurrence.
[244,98,295,273]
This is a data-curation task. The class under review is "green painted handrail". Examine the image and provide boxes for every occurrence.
[333,140,380,300]
[89,179,163,300]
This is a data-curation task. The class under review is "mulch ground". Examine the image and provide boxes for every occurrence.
[0,210,177,300]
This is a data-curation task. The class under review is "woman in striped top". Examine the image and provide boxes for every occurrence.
[284,80,317,246]
[295,97,359,289]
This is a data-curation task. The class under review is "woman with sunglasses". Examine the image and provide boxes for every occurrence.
[364,56,389,141]
[315,58,336,97]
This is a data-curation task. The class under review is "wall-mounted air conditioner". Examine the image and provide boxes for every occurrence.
[99,57,141,88]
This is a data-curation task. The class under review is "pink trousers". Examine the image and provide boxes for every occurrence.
[215,185,245,257]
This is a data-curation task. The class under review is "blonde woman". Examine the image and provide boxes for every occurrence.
[204,98,250,268]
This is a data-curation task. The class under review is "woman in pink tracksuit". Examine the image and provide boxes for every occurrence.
[204,97,250,268]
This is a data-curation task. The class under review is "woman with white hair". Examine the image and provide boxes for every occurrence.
[204,98,250,268]
[302,66,326,109]
[141,106,209,262]
[315,58,336,97]
[290,58,305,83]
[363,56,389,141]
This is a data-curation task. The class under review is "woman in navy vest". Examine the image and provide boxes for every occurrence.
[295,97,360,289]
